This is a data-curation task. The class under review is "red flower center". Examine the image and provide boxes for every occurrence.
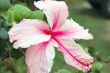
[43,29,66,38]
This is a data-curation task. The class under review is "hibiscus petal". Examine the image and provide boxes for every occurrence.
[54,38,93,72]
[8,19,51,49]
[60,19,93,40]
[25,43,55,73]
[34,1,68,30]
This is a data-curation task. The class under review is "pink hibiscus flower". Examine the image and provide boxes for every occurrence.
[8,1,93,73]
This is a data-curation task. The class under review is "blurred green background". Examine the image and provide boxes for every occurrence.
[0,0,110,73]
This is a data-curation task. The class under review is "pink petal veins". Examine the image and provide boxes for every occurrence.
[53,37,93,72]
[8,19,51,49]
[34,1,68,30]
[25,42,55,73]
[60,19,93,40]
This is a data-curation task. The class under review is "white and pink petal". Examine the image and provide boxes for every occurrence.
[60,19,93,40]
[25,42,55,73]
[8,19,50,49]
[34,1,68,30]
[54,38,93,72]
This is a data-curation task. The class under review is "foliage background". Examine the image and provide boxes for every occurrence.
[0,0,110,73]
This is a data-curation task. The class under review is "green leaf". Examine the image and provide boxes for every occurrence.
[4,9,15,23]
[4,4,45,23]
[5,4,33,22]
[77,70,83,73]
[31,10,44,20]
[16,57,27,73]
[0,0,11,11]
[87,71,94,73]
[0,28,8,39]
[13,4,32,21]
[11,49,24,59]
[92,62,103,71]
[58,69,71,73]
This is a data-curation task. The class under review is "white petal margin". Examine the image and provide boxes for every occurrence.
[25,43,55,73]
[55,38,93,72]
[61,19,93,40]
[34,1,68,30]
[8,19,51,49]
